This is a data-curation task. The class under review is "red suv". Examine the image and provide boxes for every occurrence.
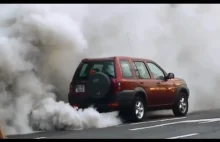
[68,56,189,122]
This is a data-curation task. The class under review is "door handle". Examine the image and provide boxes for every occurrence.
[140,82,144,84]
[157,82,160,85]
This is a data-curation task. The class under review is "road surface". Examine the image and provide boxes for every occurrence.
[7,109,220,139]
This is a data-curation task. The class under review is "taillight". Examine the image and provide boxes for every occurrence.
[117,82,121,91]
[108,102,119,107]
[69,84,73,93]
[72,104,79,108]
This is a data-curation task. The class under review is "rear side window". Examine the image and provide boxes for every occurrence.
[120,60,133,78]
[76,60,115,79]
[133,62,150,79]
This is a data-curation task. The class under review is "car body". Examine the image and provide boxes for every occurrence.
[68,56,190,122]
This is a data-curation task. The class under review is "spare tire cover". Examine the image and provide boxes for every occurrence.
[86,72,111,99]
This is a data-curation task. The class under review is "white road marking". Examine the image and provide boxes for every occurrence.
[7,131,43,137]
[167,133,199,139]
[131,117,187,125]
[199,121,213,124]
[129,118,220,131]
[116,117,186,127]
[130,121,182,130]
[34,137,46,139]
[199,119,220,124]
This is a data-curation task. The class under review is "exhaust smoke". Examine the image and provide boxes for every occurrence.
[30,98,120,131]
[1,4,220,135]
[0,4,122,135]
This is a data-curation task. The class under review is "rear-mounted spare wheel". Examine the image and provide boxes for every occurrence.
[86,72,111,99]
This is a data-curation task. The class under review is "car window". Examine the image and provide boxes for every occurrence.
[104,64,115,77]
[133,62,150,79]
[76,60,115,79]
[147,62,165,80]
[120,60,133,78]
[79,63,88,77]
[92,64,104,72]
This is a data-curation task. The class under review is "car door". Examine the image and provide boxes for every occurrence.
[132,61,160,106]
[146,62,175,105]
[118,59,137,91]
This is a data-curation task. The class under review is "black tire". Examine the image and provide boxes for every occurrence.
[120,96,146,122]
[86,72,111,99]
[172,92,188,117]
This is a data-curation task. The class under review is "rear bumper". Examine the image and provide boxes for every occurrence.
[68,90,136,112]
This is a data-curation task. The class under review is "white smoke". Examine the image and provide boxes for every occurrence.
[84,4,220,112]
[0,4,121,135]
[1,4,220,135]
[30,98,120,131]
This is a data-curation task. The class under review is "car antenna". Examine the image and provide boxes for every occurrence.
[127,33,134,56]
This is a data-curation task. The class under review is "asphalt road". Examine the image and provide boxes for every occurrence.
[7,109,220,139]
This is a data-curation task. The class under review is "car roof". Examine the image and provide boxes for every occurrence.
[82,56,153,62]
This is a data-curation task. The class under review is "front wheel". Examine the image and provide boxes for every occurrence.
[172,92,188,117]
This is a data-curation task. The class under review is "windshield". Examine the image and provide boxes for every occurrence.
[74,60,115,80]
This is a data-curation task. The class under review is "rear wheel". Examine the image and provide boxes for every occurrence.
[120,96,146,122]
[172,92,188,116]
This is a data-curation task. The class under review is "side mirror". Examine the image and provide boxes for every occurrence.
[166,72,175,80]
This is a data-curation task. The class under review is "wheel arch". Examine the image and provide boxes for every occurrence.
[175,85,190,101]
[134,87,148,108]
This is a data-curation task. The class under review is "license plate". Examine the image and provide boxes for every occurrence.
[75,85,85,93]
